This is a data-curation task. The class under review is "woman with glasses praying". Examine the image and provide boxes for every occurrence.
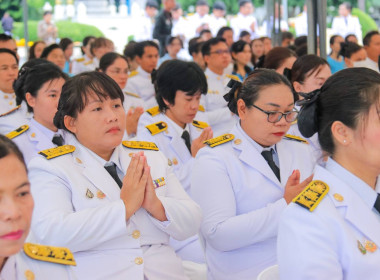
[191,69,316,280]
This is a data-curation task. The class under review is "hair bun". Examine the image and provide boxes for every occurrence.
[296,89,320,138]
[223,79,242,114]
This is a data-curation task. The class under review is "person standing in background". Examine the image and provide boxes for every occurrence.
[134,0,159,42]
[37,11,58,45]
[331,2,362,43]
[1,12,13,36]
[230,0,258,41]
[208,1,227,37]
[153,0,176,57]
[187,0,211,39]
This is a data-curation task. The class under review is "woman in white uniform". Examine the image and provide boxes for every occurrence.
[0,135,76,280]
[278,67,380,279]
[0,48,18,115]
[98,52,144,138]
[191,69,316,280]
[28,71,202,280]
[8,62,68,164]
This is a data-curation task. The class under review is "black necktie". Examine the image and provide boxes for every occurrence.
[261,149,281,182]
[104,163,123,189]
[52,134,64,146]
[181,130,191,153]
[374,193,380,213]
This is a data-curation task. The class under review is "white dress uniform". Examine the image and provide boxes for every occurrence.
[123,91,146,111]
[295,11,308,37]
[125,66,157,109]
[186,13,212,38]
[71,54,96,75]
[172,16,190,40]
[0,102,33,135]
[0,244,77,280]
[331,14,362,42]
[191,123,316,280]
[208,14,227,37]
[28,137,202,280]
[0,90,16,115]
[203,68,238,136]
[230,12,259,41]
[134,12,155,42]
[8,118,69,164]
[278,158,380,280]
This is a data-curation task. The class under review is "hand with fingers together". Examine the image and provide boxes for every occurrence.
[191,126,213,158]
[125,107,144,136]
[283,170,313,204]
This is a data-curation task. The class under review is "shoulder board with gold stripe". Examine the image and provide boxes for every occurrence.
[129,70,138,78]
[284,134,308,144]
[198,104,205,112]
[6,125,29,139]
[0,105,21,117]
[122,140,159,151]
[204,133,234,148]
[192,120,209,129]
[38,145,75,160]
[145,121,167,135]
[293,180,329,212]
[225,74,240,82]
[75,57,85,62]
[124,91,141,98]
[23,243,76,266]
[291,120,297,125]
[83,60,93,66]
[146,106,160,116]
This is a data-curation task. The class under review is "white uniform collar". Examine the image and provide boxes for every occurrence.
[0,255,17,280]
[137,66,151,78]
[163,113,190,137]
[30,117,58,141]
[205,67,224,79]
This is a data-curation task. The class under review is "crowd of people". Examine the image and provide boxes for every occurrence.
[1,0,380,279]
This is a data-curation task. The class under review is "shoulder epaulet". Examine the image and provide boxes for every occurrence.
[23,243,76,266]
[198,104,205,112]
[284,134,308,144]
[145,121,167,135]
[291,120,297,125]
[146,106,160,116]
[124,91,141,98]
[83,60,93,66]
[75,57,85,62]
[129,70,138,78]
[6,125,29,139]
[38,145,75,160]
[204,133,234,148]
[192,120,209,129]
[122,140,159,151]
[0,105,21,117]
[293,180,329,212]
[225,74,240,82]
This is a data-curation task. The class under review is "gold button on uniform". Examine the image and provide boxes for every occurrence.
[25,270,35,280]
[132,230,140,239]
[234,139,242,145]
[75,157,82,164]
[134,257,143,265]
[333,193,344,202]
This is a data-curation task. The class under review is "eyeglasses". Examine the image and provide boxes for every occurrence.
[251,104,298,123]
[209,50,230,55]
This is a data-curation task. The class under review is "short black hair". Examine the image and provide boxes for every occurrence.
[196,0,208,6]
[0,134,26,169]
[165,36,183,48]
[59,38,73,51]
[294,36,307,48]
[189,40,204,56]
[135,40,159,58]
[339,42,362,58]
[263,47,297,70]
[200,29,212,37]
[54,72,124,132]
[281,31,294,42]
[341,1,352,12]
[14,62,68,112]
[202,37,227,56]
[146,0,158,9]
[345,34,357,43]
[40,44,61,59]
[213,1,226,10]
[123,41,137,59]
[154,60,207,111]
[0,48,19,64]
[81,36,96,55]
[0,33,13,42]
[239,30,250,39]
[290,54,329,85]
[363,30,380,46]
[239,0,251,7]
[216,26,232,38]
[98,52,128,72]
[90,37,114,56]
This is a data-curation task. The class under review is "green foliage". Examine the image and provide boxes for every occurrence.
[352,8,378,37]
[0,0,22,21]
[27,0,55,20]
[11,20,104,42]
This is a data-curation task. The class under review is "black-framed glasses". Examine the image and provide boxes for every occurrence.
[251,104,298,123]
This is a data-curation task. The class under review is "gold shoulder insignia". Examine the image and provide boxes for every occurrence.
[145,121,167,135]
[124,91,141,98]
[39,145,75,160]
[83,60,93,66]
[291,120,298,125]
[293,180,329,212]
[284,134,308,144]
[23,243,76,266]
[75,57,85,62]
[192,120,209,129]
[6,125,29,139]
[204,133,234,148]
[146,106,160,116]
[198,105,205,112]
[0,105,21,117]
[122,140,159,151]
[225,74,240,82]
[129,70,138,78]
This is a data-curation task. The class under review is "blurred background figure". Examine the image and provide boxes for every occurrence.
[327,35,345,74]
[263,47,297,75]
[28,41,46,60]
[134,0,158,42]
[40,44,66,70]
[37,11,58,45]
[363,31,380,72]
[209,1,227,37]
[339,42,367,68]
[59,38,74,75]
[230,0,258,41]
[158,36,183,66]
[345,33,358,43]
[281,32,294,47]
[231,40,252,81]
[0,49,18,114]
[123,41,139,72]
[216,27,234,48]
[239,31,251,44]
[187,0,211,39]
[251,38,265,68]
[1,12,13,36]
[332,2,362,43]
[153,0,176,57]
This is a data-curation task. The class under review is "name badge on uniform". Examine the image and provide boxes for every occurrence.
[153,177,166,189]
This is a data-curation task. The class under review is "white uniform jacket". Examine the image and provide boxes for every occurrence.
[123,91,146,111]
[191,123,316,280]
[186,13,211,38]
[134,12,154,42]
[28,138,202,280]
[71,55,97,75]
[331,15,362,42]
[0,102,32,135]
[125,66,157,109]
[230,13,259,41]
[208,14,227,37]
[0,90,16,115]
[203,68,238,136]
[278,159,380,280]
